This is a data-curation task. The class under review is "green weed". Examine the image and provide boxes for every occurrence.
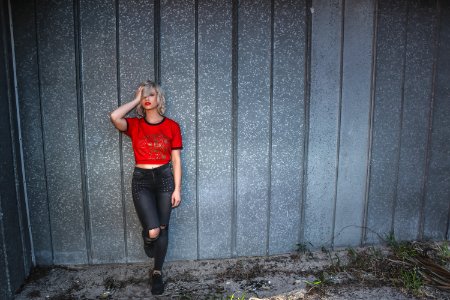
[296,242,314,259]
[438,241,450,260]
[304,279,323,286]
[386,231,397,248]
[400,267,423,294]
[226,293,246,300]
[346,247,357,260]
[385,233,417,260]
[368,246,383,259]
[322,247,342,272]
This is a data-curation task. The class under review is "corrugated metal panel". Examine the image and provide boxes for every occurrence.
[393,0,437,241]
[365,0,407,244]
[423,1,450,240]
[1,0,32,296]
[334,0,374,247]
[197,0,234,259]
[236,0,272,257]
[36,0,87,264]
[12,0,52,265]
[79,0,125,263]
[117,0,155,262]
[5,0,449,267]
[269,0,306,255]
[160,0,197,261]
[304,0,342,248]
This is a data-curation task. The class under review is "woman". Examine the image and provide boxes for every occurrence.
[109,80,182,295]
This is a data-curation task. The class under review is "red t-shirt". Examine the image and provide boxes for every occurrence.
[123,117,182,165]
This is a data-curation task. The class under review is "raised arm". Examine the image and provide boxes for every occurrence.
[109,86,143,131]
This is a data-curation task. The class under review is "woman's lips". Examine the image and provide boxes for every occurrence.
[144,102,151,106]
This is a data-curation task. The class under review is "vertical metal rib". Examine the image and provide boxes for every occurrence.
[331,0,345,248]
[300,0,312,245]
[115,0,128,261]
[34,0,54,264]
[362,0,379,245]
[73,0,92,263]
[7,0,34,270]
[419,0,440,240]
[195,0,200,260]
[392,1,409,236]
[231,0,238,258]
[1,0,24,277]
[266,0,274,256]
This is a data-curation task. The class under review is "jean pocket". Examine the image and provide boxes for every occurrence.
[133,170,146,180]
[160,166,173,178]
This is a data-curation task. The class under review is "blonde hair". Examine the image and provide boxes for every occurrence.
[136,80,166,117]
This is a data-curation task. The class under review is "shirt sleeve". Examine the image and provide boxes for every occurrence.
[171,122,183,150]
[123,117,137,137]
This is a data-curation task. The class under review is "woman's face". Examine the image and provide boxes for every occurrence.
[141,87,158,111]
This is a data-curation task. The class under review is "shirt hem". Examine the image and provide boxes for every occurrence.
[135,160,171,165]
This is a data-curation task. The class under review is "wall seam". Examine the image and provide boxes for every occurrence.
[34,0,54,264]
[331,0,345,249]
[2,0,26,272]
[362,0,378,245]
[0,0,13,294]
[300,0,312,246]
[115,0,128,261]
[392,1,409,237]
[231,0,239,258]
[418,0,440,241]
[194,0,200,261]
[7,0,35,269]
[446,0,450,240]
[73,0,92,263]
[266,0,274,257]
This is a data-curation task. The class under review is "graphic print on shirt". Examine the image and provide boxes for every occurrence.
[136,133,171,161]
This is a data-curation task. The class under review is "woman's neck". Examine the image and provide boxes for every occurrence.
[145,110,163,123]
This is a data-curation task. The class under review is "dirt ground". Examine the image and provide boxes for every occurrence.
[14,244,450,300]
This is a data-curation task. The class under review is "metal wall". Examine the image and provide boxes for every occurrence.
[8,0,450,266]
[0,0,32,297]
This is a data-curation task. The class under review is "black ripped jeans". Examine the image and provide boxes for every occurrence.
[131,163,174,270]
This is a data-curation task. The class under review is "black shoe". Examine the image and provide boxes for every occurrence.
[142,230,155,258]
[151,271,164,295]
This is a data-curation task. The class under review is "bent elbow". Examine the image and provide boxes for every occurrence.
[109,112,119,122]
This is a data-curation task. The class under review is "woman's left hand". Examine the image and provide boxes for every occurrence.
[171,189,181,208]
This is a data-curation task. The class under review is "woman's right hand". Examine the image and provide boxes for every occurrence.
[110,85,144,131]
[133,86,144,103]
